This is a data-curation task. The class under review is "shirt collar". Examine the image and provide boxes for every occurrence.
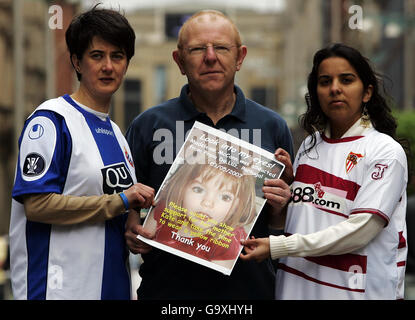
[63,94,109,122]
[178,84,246,122]
[324,117,373,139]
[71,97,109,121]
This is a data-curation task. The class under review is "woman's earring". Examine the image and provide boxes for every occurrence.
[360,103,371,128]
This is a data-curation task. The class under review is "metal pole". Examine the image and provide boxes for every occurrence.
[13,0,24,155]
[331,0,342,43]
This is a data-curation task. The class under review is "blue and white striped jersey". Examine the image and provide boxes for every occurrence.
[10,95,136,300]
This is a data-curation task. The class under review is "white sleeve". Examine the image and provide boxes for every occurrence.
[269,212,384,260]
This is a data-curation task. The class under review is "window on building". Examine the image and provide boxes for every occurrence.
[154,65,166,105]
[124,78,142,130]
[165,13,193,39]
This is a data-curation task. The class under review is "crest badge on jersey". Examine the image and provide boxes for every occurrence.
[124,146,134,168]
[346,152,364,174]
[23,153,46,176]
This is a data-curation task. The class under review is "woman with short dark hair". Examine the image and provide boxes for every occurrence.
[65,6,135,81]
[9,5,154,300]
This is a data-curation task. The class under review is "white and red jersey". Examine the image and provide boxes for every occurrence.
[276,127,408,299]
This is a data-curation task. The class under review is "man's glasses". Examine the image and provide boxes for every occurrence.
[184,44,239,56]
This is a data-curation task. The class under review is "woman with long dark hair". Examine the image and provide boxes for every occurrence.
[241,43,409,299]
[302,43,405,153]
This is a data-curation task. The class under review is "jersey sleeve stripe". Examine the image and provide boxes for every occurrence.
[397,261,406,267]
[398,231,406,249]
[349,208,389,227]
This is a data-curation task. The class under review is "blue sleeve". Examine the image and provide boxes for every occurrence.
[12,110,72,203]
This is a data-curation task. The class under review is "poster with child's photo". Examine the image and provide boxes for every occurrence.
[137,121,285,275]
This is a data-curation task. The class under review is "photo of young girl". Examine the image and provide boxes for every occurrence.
[139,121,285,274]
[143,162,258,269]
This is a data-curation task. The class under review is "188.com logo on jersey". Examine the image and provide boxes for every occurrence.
[290,186,341,210]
